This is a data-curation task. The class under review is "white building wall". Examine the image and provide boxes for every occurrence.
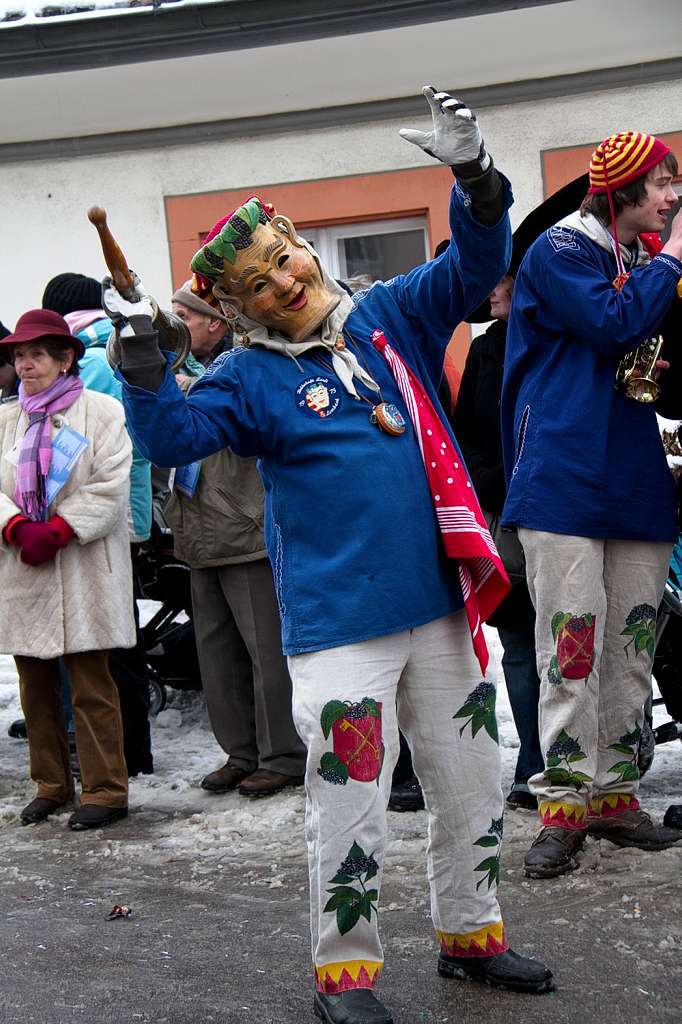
[1,79,681,326]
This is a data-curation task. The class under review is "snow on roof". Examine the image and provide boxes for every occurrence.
[0,0,226,28]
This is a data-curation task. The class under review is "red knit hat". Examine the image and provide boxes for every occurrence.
[588,131,671,194]
[0,308,85,358]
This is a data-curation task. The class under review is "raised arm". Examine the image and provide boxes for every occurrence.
[395,88,512,339]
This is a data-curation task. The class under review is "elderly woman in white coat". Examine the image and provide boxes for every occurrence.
[0,309,134,830]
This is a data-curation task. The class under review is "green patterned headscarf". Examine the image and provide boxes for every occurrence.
[190,197,273,286]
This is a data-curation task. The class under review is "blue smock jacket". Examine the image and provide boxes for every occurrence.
[501,226,682,542]
[120,179,512,654]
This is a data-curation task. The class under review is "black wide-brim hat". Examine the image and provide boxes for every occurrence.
[465,173,590,323]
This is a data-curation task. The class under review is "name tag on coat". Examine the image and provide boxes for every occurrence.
[45,426,89,505]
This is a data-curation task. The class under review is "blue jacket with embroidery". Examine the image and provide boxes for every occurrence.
[500,225,682,541]
[119,179,512,654]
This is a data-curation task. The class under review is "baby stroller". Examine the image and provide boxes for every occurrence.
[135,497,202,713]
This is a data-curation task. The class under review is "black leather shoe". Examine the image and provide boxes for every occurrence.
[438,948,555,994]
[314,990,393,1023]
[524,826,585,878]
[68,805,128,831]
[663,805,682,830]
[8,718,27,739]
[506,783,537,811]
[388,774,425,813]
[20,797,65,825]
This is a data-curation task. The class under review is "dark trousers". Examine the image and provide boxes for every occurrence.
[191,559,306,776]
[108,599,153,776]
[497,624,544,784]
[15,650,129,807]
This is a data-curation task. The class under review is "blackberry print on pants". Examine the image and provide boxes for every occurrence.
[289,611,507,994]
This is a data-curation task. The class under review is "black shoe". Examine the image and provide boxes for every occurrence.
[438,948,555,994]
[20,797,65,825]
[388,774,425,813]
[314,990,393,1023]
[663,805,682,830]
[8,718,27,739]
[524,826,585,879]
[68,805,128,831]
[506,783,537,811]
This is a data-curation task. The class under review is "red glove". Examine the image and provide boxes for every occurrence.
[11,516,74,566]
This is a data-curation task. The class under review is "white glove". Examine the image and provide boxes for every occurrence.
[102,274,154,336]
[399,86,490,171]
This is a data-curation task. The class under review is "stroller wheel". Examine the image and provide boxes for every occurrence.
[147,674,167,716]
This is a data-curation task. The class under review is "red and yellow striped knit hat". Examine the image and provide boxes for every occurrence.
[588,131,671,194]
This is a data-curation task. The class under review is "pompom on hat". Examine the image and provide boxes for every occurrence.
[588,131,671,195]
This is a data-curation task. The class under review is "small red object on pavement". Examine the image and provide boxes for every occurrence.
[107,904,132,920]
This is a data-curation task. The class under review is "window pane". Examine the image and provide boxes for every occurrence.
[339,229,425,284]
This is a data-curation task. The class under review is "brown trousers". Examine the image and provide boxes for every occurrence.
[14,650,129,808]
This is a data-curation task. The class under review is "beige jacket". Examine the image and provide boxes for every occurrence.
[0,390,135,657]
[164,447,266,569]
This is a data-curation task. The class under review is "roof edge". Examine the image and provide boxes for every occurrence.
[1,57,680,165]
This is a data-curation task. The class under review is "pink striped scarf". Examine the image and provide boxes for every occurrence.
[15,374,84,521]
[371,329,509,675]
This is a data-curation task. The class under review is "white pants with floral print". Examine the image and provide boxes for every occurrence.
[288,611,507,995]
[520,530,671,830]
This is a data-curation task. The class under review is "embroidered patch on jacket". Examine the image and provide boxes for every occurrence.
[621,603,656,659]
[547,225,580,252]
[323,841,379,936]
[318,698,384,785]
[296,376,340,419]
[548,612,596,684]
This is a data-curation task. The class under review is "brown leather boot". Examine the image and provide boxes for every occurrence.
[587,808,682,850]
[524,826,585,878]
[238,769,305,797]
[200,762,252,793]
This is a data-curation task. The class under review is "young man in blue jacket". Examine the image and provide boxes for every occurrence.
[105,89,554,1023]
[501,132,682,880]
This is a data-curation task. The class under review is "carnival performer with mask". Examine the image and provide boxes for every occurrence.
[108,89,554,1024]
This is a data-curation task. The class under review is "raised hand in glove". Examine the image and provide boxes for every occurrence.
[102,274,155,337]
[400,86,490,172]
[11,516,74,566]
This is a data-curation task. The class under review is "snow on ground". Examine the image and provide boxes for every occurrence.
[0,610,680,878]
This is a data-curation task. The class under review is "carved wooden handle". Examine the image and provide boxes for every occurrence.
[87,206,135,295]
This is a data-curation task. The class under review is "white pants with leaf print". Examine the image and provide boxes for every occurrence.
[519,530,671,830]
[288,611,508,996]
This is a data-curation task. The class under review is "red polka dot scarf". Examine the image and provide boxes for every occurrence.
[371,329,509,675]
